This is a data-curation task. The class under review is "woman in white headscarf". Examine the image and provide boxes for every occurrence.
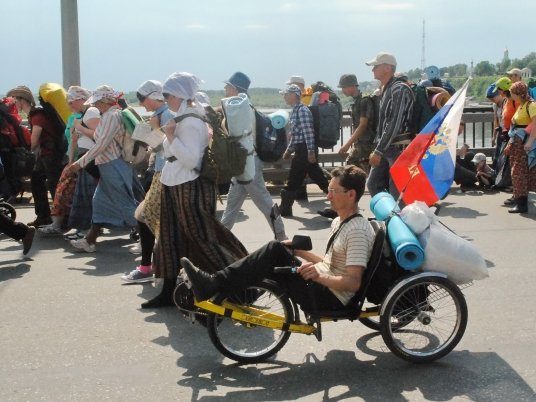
[67,85,141,252]
[142,72,247,308]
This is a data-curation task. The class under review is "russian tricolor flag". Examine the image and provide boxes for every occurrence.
[391,80,470,206]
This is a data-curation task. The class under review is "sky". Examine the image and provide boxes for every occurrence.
[1,0,535,95]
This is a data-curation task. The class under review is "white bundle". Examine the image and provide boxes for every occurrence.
[400,201,437,235]
[419,223,489,284]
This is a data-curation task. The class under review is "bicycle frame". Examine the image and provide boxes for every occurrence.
[194,299,380,335]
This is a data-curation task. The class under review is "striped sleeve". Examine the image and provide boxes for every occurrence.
[77,109,121,168]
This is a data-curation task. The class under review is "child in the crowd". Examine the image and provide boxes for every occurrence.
[472,153,495,187]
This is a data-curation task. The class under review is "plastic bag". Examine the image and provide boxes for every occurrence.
[400,201,437,235]
[419,223,489,284]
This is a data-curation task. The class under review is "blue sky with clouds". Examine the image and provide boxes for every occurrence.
[1,0,535,94]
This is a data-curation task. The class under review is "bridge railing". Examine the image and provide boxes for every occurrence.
[262,106,495,183]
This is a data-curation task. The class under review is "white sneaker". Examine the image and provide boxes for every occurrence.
[70,238,96,253]
[128,242,142,254]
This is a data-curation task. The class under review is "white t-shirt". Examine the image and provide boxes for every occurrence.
[77,107,99,150]
[315,215,375,305]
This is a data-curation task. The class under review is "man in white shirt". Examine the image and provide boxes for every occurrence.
[182,165,375,312]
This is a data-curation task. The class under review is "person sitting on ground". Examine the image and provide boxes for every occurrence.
[181,165,375,313]
[472,153,495,188]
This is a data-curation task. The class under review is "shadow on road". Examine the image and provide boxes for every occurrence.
[173,330,536,401]
[0,263,30,282]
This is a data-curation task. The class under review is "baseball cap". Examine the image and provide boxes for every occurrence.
[365,52,397,67]
[286,75,305,86]
[338,74,358,88]
[507,68,522,76]
[486,84,498,99]
[471,153,487,164]
[279,84,302,96]
[495,77,512,92]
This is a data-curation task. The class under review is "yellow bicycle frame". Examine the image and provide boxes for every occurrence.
[194,300,380,335]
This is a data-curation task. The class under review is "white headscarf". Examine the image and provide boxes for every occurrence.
[137,80,165,101]
[163,72,204,101]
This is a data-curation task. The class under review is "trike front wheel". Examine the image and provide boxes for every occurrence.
[206,280,295,364]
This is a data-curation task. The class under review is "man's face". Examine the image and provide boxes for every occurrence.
[508,74,521,83]
[225,83,238,97]
[342,86,359,97]
[326,177,354,212]
[372,63,391,81]
[284,92,298,106]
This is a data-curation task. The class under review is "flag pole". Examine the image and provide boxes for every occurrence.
[394,79,471,207]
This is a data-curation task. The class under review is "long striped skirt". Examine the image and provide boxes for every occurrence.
[154,177,248,279]
[510,137,536,198]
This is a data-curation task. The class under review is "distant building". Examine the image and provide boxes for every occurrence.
[521,67,532,79]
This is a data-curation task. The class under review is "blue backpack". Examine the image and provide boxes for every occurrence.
[527,77,536,100]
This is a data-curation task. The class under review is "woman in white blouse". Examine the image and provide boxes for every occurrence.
[142,72,247,308]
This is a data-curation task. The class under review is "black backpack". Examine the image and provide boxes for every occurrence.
[308,81,343,149]
[406,82,435,135]
[253,109,287,163]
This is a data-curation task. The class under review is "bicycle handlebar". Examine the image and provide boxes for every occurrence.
[273,266,297,274]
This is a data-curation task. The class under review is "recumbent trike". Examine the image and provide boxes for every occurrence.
[175,219,468,364]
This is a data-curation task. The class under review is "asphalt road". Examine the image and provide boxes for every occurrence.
[0,186,535,401]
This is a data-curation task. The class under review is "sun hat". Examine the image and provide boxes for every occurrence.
[224,72,251,93]
[66,86,91,102]
[338,74,358,88]
[365,52,397,67]
[85,85,122,105]
[286,75,305,86]
[279,84,302,97]
[6,85,35,105]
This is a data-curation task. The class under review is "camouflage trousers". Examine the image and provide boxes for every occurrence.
[345,143,374,175]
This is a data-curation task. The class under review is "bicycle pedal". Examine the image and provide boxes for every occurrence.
[179,269,192,289]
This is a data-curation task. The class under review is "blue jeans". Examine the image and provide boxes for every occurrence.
[366,146,402,199]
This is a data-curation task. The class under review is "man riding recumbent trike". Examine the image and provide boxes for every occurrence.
[178,166,470,364]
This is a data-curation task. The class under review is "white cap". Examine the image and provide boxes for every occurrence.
[471,153,487,164]
[365,52,397,67]
[286,75,305,85]
[507,68,522,76]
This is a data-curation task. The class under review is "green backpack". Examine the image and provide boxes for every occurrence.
[119,108,149,165]
[407,83,435,134]
[173,106,248,185]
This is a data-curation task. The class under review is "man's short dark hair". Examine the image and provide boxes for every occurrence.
[331,165,367,203]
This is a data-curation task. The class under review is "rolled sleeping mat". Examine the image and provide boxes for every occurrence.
[370,192,424,270]
[39,83,70,124]
[269,109,289,129]
[222,94,255,184]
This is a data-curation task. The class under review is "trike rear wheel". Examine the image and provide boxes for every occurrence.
[206,280,294,364]
[0,202,16,221]
[380,274,467,363]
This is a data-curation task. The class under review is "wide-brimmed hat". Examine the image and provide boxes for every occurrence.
[6,85,35,105]
[279,84,302,97]
[286,75,305,86]
[85,85,122,105]
[338,74,358,88]
[224,72,251,93]
[365,52,397,67]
